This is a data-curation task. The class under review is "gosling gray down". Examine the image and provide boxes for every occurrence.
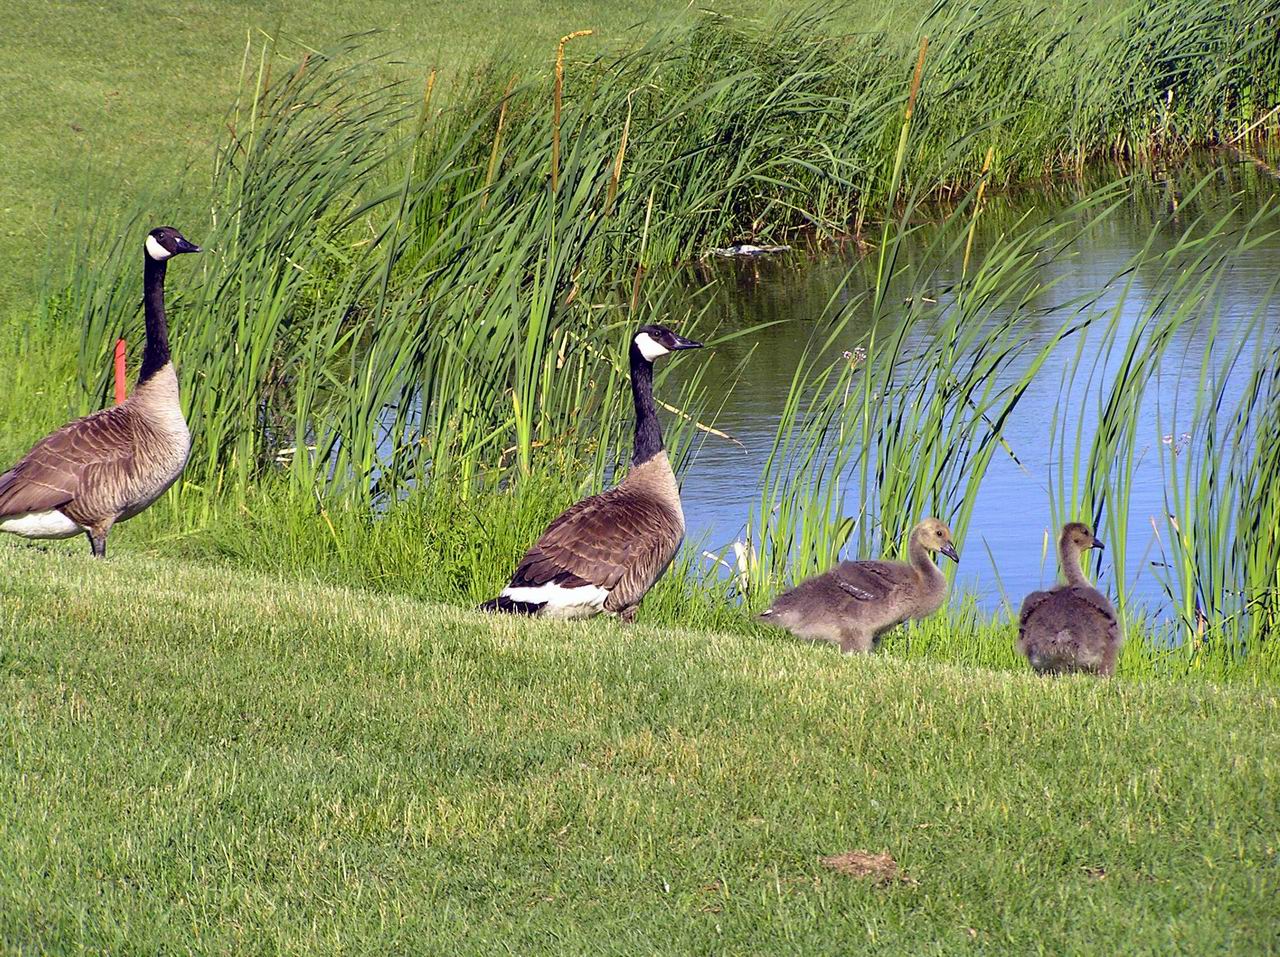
[1017,522,1120,676]
[759,518,959,653]
[0,226,200,558]
[480,324,703,621]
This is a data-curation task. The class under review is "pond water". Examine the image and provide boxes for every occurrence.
[672,150,1280,615]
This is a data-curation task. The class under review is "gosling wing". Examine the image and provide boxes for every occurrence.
[830,559,917,602]
[1017,588,1055,629]
[1020,586,1115,632]
[766,559,911,620]
[1066,584,1117,622]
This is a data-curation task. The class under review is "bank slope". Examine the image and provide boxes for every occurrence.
[0,547,1275,954]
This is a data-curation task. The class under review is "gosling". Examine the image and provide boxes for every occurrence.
[759,518,959,653]
[1017,522,1120,676]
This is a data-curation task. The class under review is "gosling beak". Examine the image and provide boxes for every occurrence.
[176,238,202,254]
[1092,539,1106,551]
[940,542,960,563]
[669,333,703,350]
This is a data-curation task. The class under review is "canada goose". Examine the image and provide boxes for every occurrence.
[1017,522,1120,676]
[759,518,959,653]
[0,226,200,558]
[480,324,703,620]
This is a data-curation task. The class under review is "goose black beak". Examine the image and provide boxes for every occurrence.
[940,542,960,563]
[670,333,703,350]
[177,238,202,254]
[1092,539,1106,551]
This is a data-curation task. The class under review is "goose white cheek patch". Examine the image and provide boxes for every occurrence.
[145,235,173,260]
[634,332,669,361]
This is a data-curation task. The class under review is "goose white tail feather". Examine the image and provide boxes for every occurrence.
[0,510,84,539]
[498,582,610,619]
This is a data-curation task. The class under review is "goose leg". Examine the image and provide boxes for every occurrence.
[618,605,639,624]
[838,629,873,654]
[87,530,107,559]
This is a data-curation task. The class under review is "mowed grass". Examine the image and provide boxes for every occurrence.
[1,547,1275,954]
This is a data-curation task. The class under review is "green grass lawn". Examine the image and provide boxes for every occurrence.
[1,546,1275,954]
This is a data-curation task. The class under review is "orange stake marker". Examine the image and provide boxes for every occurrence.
[114,339,127,404]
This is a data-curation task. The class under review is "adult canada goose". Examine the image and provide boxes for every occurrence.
[0,226,200,558]
[480,324,703,620]
[759,518,958,653]
[1017,522,1120,676]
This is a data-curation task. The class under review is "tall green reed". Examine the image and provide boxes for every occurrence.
[744,177,1279,670]
[57,0,1275,509]
[1037,177,1280,655]
[743,179,1128,599]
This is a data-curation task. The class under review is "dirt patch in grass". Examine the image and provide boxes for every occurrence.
[820,850,916,886]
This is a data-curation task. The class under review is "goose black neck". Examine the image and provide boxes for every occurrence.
[630,345,664,465]
[139,255,171,384]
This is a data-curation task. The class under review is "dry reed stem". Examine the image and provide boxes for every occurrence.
[552,30,594,194]
[282,52,311,100]
[577,338,745,449]
[630,187,654,312]
[420,70,437,127]
[607,93,633,212]
[1226,103,1280,143]
[261,56,273,109]
[654,397,747,449]
[962,145,995,277]
[482,73,519,210]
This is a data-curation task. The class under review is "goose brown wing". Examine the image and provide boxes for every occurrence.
[0,409,133,517]
[507,487,680,596]
[1064,585,1117,627]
